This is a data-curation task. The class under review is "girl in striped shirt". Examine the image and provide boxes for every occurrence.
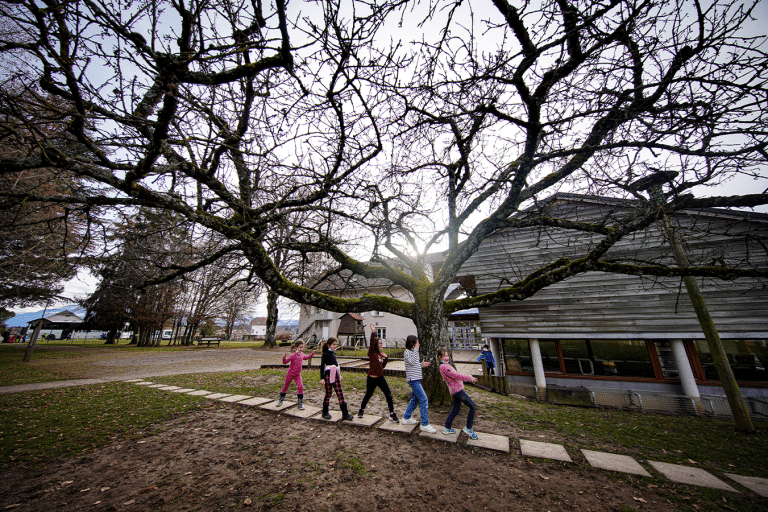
[400,335,436,433]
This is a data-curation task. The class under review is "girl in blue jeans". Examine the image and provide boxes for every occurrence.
[400,335,436,433]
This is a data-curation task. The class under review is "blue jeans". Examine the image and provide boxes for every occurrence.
[445,390,477,429]
[404,380,429,425]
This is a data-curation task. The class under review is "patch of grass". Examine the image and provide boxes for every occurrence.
[334,448,368,475]
[0,382,202,468]
[487,397,768,479]
[0,346,89,385]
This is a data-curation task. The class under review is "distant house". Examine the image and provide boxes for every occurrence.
[26,310,84,340]
[459,193,768,416]
[297,255,482,348]
[250,317,267,339]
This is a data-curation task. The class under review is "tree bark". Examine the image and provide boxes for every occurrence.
[414,292,453,406]
[104,328,118,345]
[264,288,278,348]
[662,212,755,433]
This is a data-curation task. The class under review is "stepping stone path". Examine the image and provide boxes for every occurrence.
[648,461,739,492]
[128,379,768,497]
[420,428,460,443]
[581,449,651,477]
[520,439,573,462]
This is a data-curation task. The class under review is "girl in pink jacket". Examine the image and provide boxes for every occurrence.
[438,349,479,439]
[278,339,316,410]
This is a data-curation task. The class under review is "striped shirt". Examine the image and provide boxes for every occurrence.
[404,348,423,381]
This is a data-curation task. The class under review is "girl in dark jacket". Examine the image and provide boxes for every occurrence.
[357,324,399,422]
[319,337,354,421]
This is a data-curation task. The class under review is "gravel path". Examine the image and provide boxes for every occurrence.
[0,346,286,395]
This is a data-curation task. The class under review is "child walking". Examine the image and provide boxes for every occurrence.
[400,335,435,433]
[278,339,316,410]
[357,323,399,422]
[477,344,495,376]
[319,337,354,421]
[439,348,479,439]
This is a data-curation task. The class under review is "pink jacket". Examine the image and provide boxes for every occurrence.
[283,350,316,378]
[439,362,474,395]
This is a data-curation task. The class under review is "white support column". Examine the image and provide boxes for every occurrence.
[529,338,547,400]
[670,339,705,415]
[489,338,501,377]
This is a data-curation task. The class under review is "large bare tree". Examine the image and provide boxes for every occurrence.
[1,1,766,428]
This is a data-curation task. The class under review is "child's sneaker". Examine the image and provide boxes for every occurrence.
[389,412,399,423]
[462,427,478,440]
[420,424,436,434]
[357,409,364,419]
[442,427,455,435]
[400,417,418,425]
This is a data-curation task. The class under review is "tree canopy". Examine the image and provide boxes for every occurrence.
[1,0,767,397]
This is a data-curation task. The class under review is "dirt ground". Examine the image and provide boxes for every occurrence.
[0,394,680,512]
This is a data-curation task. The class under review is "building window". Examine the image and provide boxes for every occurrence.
[694,339,768,382]
[538,341,562,373]
[504,339,532,372]
[562,340,655,378]
[376,327,386,340]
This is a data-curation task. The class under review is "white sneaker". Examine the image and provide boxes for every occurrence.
[400,417,418,425]
[420,424,436,434]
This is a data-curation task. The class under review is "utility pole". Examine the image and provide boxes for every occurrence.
[630,172,755,433]
[23,301,50,363]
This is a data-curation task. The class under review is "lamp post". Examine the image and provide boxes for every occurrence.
[630,172,755,433]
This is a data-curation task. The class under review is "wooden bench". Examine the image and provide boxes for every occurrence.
[198,337,221,347]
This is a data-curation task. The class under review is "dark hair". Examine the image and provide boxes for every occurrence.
[368,332,381,357]
[405,335,418,350]
[291,338,304,351]
[322,337,338,352]
[438,348,450,359]
[482,344,490,350]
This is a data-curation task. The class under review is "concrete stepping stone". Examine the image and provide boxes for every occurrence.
[647,461,739,492]
[238,397,273,406]
[123,379,145,383]
[343,414,382,427]
[259,400,295,412]
[724,473,768,497]
[156,385,183,391]
[419,428,460,443]
[581,449,651,477]
[378,421,418,434]
[204,393,233,399]
[311,410,343,423]
[519,439,573,462]
[466,432,510,453]
[284,405,322,419]
[147,384,172,388]
[169,388,197,393]
[186,390,215,396]
[218,394,253,403]
[134,381,155,386]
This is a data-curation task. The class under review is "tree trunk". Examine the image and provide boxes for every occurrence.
[414,293,453,406]
[104,328,118,345]
[662,214,755,433]
[264,288,279,348]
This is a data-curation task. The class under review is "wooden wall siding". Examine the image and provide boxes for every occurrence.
[459,195,768,337]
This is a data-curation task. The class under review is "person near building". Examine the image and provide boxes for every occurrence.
[357,323,399,422]
[319,337,354,421]
[278,338,316,410]
[400,335,435,433]
[439,348,479,439]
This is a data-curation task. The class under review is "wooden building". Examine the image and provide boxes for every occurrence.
[460,193,768,417]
